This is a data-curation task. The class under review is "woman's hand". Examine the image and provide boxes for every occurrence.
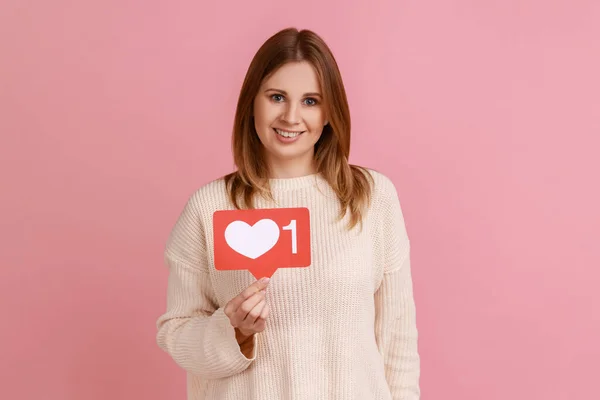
[225,277,271,342]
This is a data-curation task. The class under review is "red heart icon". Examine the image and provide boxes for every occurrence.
[213,207,311,278]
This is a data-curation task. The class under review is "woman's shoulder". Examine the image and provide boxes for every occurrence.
[358,167,409,240]
[189,175,229,201]
[355,166,402,204]
[178,175,231,219]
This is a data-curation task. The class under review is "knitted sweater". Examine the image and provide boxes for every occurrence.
[156,169,421,399]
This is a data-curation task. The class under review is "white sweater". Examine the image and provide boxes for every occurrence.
[156,169,421,399]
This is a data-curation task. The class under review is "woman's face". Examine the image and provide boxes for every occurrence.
[253,61,327,175]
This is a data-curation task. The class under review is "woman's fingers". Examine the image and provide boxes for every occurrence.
[244,297,267,325]
[260,302,270,320]
[252,302,270,332]
[224,278,271,335]
[253,319,266,332]
[224,278,270,317]
[235,290,265,322]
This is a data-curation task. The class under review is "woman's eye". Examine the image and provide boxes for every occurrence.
[271,94,284,102]
[304,98,318,106]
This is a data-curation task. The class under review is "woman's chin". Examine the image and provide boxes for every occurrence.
[266,143,314,162]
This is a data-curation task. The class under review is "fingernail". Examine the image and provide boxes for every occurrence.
[260,277,270,284]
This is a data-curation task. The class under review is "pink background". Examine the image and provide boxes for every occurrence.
[1,1,599,399]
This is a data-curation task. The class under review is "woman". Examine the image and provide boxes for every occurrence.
[156,27,421,399]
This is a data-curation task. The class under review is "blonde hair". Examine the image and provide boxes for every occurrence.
[224,27,373,229]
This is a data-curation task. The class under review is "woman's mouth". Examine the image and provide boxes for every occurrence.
[274,128,304,138]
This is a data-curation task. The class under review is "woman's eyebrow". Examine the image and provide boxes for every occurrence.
[264,88,322,98]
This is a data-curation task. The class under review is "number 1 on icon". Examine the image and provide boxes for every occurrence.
[282,219,297,254]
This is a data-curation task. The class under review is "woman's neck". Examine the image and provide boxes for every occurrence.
[267,156,317,179]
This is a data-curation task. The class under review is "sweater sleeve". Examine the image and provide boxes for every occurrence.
[155,191,257,379]
[374,178,421,399]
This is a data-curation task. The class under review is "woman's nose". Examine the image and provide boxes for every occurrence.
[281,103,301,125]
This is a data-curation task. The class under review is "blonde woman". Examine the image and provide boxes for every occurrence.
[156,27,421,399]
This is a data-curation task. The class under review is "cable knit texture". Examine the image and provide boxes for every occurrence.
[156,169,420,399]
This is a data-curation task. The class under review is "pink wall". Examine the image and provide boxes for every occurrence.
[1,1,599,399]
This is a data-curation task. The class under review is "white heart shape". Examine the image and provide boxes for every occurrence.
[224,219,280,259]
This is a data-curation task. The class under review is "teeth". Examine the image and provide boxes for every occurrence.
[275,129,303,138]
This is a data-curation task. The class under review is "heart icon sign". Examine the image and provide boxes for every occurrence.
[224,219,280,259]
[213,207,311,278]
